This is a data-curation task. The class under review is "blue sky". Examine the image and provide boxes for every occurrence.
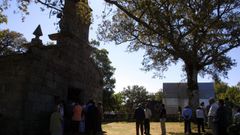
[2,0,240,93]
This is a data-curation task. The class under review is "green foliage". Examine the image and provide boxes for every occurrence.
[214,81,229,99]
[111,93,125,112]
[1,0,92,23]
[0,0,31,21]
[76,1,92,24]
[237,82,240,89]
[0,10,7,38]
[111,89,163,113]
[0,0,60,14]
[153,90,164,101]
[120,85,150,113]
[90,40,116,111]
[0,12,7,24]
[225,87,240,106]
[0,29,27,56]
[148,90,164,101]
[214,81,240,106]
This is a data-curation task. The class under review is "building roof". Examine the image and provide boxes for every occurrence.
[163,82,215,99]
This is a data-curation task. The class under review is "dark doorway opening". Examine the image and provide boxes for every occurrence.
[67,87,82,103]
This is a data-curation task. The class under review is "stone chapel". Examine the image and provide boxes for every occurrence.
[0,0,103,134]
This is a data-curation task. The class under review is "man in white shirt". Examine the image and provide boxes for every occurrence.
[196,104,205,134]
[144,104,152,135]
[208,98,219,135]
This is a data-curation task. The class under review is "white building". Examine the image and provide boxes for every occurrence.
[162,82,215,114]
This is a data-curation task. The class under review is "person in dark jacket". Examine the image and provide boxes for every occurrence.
[96,102,103,134]
[85,100,98,135]
[144,103,152,135]
[215,99,228,135]
[159,104,167,135]
[134,104,145,135]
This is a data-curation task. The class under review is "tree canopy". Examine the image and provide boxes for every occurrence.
[100,0,240,106]
[214,81,240,106]
[121,85,150,112]
[215,81,229,99]
[225,86,240,106]
[90,40,116,111]
[0,0,91,24]
[0,29,27,56]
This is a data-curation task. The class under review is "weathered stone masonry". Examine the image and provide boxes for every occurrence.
[0,0,103,135]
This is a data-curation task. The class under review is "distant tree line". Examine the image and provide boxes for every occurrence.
[106,85,163,114]
[215,81,240,106]
[105,81,240,114]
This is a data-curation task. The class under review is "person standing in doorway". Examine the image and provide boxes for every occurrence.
[57,100,65,133]
[144,103,152,135]
[182,105,192,135]
[159,104,167,135]
[50,106,63,135]
[72,102,83,135]
[134,104,145,135]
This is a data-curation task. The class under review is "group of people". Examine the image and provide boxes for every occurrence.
[134,103,167,135]
[134,98,240,135]
[181,98,240,135]
[50,98,240,135]
[49,99,104,135]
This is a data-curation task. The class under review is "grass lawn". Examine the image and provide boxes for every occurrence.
[102,122,206,135]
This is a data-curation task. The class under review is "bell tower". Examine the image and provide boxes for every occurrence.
[58,0,92,43]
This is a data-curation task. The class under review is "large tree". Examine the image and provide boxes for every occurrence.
[99,0,240,106]
[90,40,116,111]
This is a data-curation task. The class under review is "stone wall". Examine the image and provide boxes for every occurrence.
[0,55,27,135]
[0,1,103,134]
[0,39,103,135]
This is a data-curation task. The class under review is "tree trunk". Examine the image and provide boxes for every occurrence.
[185,65,200,110]
[61,0,90,41]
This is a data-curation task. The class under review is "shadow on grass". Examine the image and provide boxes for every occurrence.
[168,133,184,135]
[168,132,212,135]
[168,133,201,135]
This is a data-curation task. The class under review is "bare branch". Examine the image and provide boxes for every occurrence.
[104,0,160,35]
[36,0,62,12]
